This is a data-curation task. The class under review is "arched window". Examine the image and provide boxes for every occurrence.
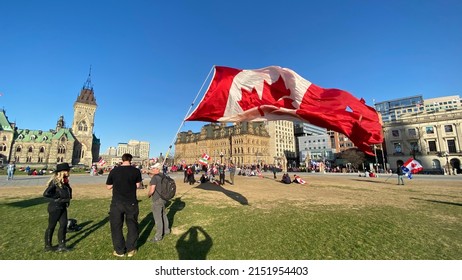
[39,147,45,153]
[1,144,6,151]
[16,146,22,152]
[28,147,33,153]
[2,136,6,141]
[58,145,66,154]
[78,121,88,132]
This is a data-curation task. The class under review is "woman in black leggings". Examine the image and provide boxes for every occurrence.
[43,163,72,252]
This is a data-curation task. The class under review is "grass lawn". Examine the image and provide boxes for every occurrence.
[0,174,461,260]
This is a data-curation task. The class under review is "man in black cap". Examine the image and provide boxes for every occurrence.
[43,162,72,252]
[106,153,142,257]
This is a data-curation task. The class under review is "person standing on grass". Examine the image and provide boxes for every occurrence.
[397,164,405,185]
[218,163,226,185]
[146,162,170,243]
[106,153,142,257]
[229,162,236,185]
[6,161,15,180]
[43,162,72,252]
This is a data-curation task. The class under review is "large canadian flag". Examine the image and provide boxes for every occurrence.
[186,66,383,155]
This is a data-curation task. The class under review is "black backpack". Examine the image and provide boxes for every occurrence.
[155,174,176,201]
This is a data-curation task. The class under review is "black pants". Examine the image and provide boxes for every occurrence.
[219,174,225,185]
[45,202,68,246]
[109,201,139,254]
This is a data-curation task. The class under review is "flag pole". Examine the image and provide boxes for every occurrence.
[161,65,215,166]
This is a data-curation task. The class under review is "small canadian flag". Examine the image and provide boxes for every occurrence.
[198,153,211,165]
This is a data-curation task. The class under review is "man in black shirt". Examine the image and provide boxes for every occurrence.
[106,153,142,257]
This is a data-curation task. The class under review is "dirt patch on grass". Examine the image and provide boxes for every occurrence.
[2,174,460,210]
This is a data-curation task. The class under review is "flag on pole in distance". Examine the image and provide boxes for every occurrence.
[198,153,211,165]
[401,158,423,179]
[98,157,106,166]
[186,66,383,156]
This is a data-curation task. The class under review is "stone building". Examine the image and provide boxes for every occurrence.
[0,73,100,169]
[175,122,271,167]
[383,108,462,174]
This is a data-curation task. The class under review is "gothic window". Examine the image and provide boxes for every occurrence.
[28,147,33,153]
[58,145,66,154]
[15,156,19,162]
[2,136,6,141]
[39,147,45,153]
[78,121,88,132]
[0,144,6,151]
[26,156,31,163]
[57,157,61,163]
[61,137,66,142]
[16,146,22,152]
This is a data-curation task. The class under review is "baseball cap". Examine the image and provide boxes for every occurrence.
[151,163,162,169]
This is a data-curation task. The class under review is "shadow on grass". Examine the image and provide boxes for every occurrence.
[351,179,385,184]
[196,181,248,205]
[167,197,186,228]
[410,197,462,207]
[67,216,109,248]
[138,213,154,246]
[5,197,48,208]
[176,226,212,260]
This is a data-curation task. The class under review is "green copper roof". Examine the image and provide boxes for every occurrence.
[14,128,75,143]
[0,110,14,131]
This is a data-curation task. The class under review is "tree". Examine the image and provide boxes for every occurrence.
[338,148,366,171]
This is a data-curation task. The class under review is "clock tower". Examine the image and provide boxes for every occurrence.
[72,69,100,166]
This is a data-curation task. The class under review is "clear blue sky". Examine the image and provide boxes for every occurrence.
[1,0,461,158]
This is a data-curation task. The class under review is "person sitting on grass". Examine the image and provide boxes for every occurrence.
[281,173,291,184]
[293,174,306,184]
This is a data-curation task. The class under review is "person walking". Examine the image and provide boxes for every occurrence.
[229,162,236,185]
[397,164,405,185]
[147,162,170,243]
[218,163,226,185]
[106,153,142,257]
[6,161,15,180]
[43,162,72,252]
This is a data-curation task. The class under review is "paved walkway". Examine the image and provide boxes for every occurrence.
[1,171,460,188]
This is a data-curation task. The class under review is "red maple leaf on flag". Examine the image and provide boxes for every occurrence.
[238,76,296,114]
